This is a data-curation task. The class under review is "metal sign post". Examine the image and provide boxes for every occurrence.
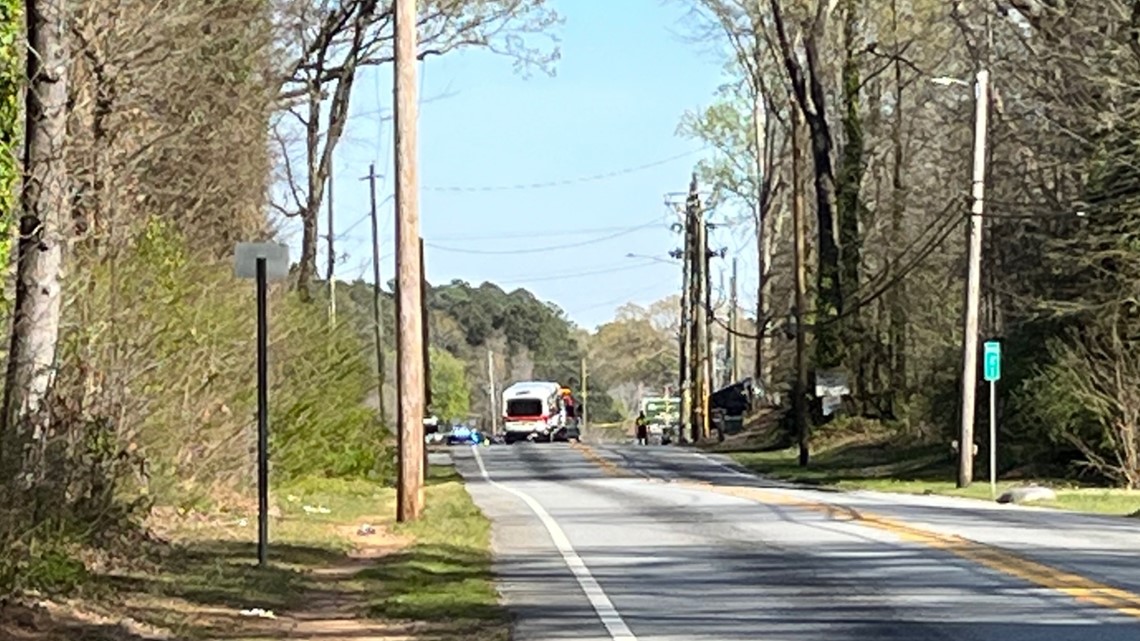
[983,340,1001,499]
[234,242,290,568]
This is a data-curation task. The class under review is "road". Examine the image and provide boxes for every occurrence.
[450,441,1140,641]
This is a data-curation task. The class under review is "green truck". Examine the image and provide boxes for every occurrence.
[639,396,681,443]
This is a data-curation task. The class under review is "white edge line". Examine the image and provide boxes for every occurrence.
[690,450,755,479]
[471,445,638,641]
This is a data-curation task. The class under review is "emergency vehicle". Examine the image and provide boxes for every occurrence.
[501,380,581,444]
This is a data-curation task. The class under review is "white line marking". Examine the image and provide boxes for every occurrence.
[689,450,754,479]
[471,446,638,641]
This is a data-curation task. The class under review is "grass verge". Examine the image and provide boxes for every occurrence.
[727,428,1140,517]
[361,466,506,636]
[0,465,508,641]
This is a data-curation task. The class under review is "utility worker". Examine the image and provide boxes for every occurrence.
[635,411,648,445]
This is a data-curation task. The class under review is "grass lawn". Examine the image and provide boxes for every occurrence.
[0,465,508,641]
[728,436,1140,517]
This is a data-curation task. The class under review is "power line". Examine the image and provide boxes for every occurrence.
[497,260,661,285]
[711,200,965,340]
[429,222,670,242]
[564,276,679,317]
[425,217,667,255]
[422,148,707,192]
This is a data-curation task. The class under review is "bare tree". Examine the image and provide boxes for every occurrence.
[1046,324,1140,489]
[272,0,561,299]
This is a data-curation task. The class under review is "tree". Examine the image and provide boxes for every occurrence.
[588,305,679,416]
[766,0,845,371]
[2,0,71,477]
[430,346,471,422]
[273,0,562,298]
[681,0,790,392]
[0,0,18,307]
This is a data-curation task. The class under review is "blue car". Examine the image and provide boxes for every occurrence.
[446,425,485,446]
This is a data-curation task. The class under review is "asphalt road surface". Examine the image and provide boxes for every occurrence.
[450,442,1140,641]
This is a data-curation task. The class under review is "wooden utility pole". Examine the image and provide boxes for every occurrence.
[700,207,713,440]
[580,358,588,431]
[957,68,990,488]
[327,162,336,327]
[687,175,710,442]
[366,164,385,425]
[487,350,497,434]
[791,100,810,468]
[2,0,70,471]
[729,257,740,384]
[687,182,701,443]
[420,237,431,412]
[393,0,424,522]
[752,83,771,393]
[678,203,693,442]
[420,236,430,481]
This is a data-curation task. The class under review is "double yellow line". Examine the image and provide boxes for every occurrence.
[570,442,1140,619]
[692,483,1140,618]
[569,440,633,478]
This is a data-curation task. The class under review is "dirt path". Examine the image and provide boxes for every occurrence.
[2,527,418,641]
[280,535,419,641]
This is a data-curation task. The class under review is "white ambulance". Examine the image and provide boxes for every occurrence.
[500,380,579,444]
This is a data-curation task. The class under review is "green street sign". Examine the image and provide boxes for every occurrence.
[983,341,1001,382]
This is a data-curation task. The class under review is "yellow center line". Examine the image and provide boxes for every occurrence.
[570,441,633,478]
[566,445,1140,618]
[684,482,1140,619]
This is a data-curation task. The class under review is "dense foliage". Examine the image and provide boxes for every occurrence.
[0,0,561,598]
[0,0,17,300]
[329,277,630,427]
[681,0,1140,486]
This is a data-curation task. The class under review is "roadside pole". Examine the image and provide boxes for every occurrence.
[581,358,588,433]
[790,100,809,468]
[729,257,739,384]
[689,175,709,442]
[984,340,1001,499]
[327,162,336,328]
[394,0,424,522]
[487,350,496,435]
[676,210,692,444]
[420,237,430,481]
[233,242,289,568]
[957,68,990,488]
[365,164,385,424]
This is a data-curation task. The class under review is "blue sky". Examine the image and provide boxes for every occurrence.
[282,0,756,330]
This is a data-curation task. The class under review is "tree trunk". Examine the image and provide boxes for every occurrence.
[752,91,775,392]
[294,1,375,301]
[295,79,323,301]
[836,0,866,407]
[769,0,845,370]
[2,0,71,477]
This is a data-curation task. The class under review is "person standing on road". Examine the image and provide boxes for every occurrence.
[635,411,648,445]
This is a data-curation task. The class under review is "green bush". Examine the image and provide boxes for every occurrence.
[62,219,394,504]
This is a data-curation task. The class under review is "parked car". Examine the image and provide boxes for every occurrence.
[446,424,486,446]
